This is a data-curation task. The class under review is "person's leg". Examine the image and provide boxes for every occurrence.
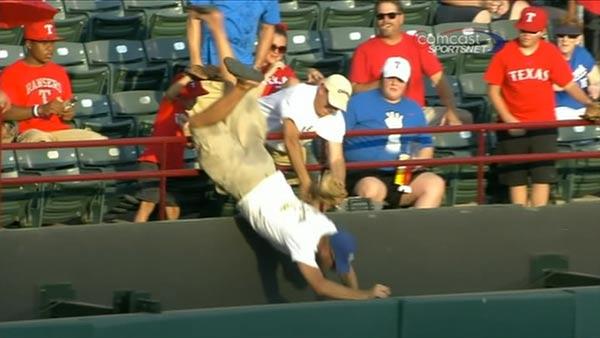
[472,10,492,24]
[48,129,107,141]
[496,130,530,205]
[16,129,54,142]
[134,201,156,223]
[354,176,388,203]
[509,185,528,206]
[402,172,446,208]
[530,183,550,207]
[165,206,181,220]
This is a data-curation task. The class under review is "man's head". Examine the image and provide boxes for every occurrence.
[380,56,411,103]
[376,0,404,38]
[315,74,352,117]
[318,230,357,275]
[23,20,61,65]
[515,7,547,48]
[554,20,583,57]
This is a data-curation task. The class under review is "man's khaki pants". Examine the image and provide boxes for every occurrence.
[17,128,107,143]
[190,81,275,200]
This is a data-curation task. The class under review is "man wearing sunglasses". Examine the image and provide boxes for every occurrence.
[553,20,600,121]
[350,0,470,126]
[485,7,596,207]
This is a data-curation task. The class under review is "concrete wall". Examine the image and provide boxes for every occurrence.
[1,202,600,322]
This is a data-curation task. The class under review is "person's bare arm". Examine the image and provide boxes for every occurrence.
[564,81,595,106]
[3,99,65,121]
[298,263,390,300]
[186,13,203,66]
[352,81,379,94]
[488,84,518,123]
[327,141,346,183]
[339,266,359,289]
[566,0,578,20]
[254,23,276,69]
[431,71,461,125]
[587,65,600,100]
[0,90,11,115]
[283,118,312,199]
[440,0,486,7]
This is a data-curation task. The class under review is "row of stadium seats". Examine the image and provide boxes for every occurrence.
[1,145,200,228]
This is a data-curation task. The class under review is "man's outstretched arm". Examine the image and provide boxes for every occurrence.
[297,263,390,300]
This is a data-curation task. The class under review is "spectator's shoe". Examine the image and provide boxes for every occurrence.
[224,57,264,83]
[185,4,218,14]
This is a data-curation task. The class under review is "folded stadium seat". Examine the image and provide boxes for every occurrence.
[143,37,189,80]
[53,41,111,94]
[72,93,134,138]
[556,126,600,202]
[433,22,493,75]
[44,0,86,43]
[109,90,163,137]
[402,0,436,25]
[457,72,492,123]
[63,0,125,41]
[433,131,486,206]
[320,26,375,74]
[319,1,375,29]
[403,24,434,41]
[280,1,320,31]
[15,148,104,226]
[424,75,487,123]
[490,19,519,40]
[0,150,42,228]
[0,44,24,70]
[76,145,140,221]
[0,27,22,45]
[285,29,345,80]
[84,39,168,93]
[88,12,145,41]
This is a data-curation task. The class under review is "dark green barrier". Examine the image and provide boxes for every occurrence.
[399,289,574,338]
[568,286,600,338]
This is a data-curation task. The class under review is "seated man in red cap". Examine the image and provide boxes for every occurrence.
[0,20,105,143]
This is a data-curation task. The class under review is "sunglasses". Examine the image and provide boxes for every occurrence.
[376,12,401,21]
[519,29,541,35]
[556,34,580,39]
[270,44,287,54]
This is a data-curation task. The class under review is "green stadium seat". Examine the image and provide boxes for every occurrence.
[147,9,188,38]
[55,15,88,42]
[0,27,22,45]
[286,30,345,80]
[84,39,168,93]
[109,90,163,137]
[63,0,123,15]
[15,148,104,225]
[280,2,320,31]
[88,13,145,41]
[72,93,134,138]
[143,37,189,79]
[0,44,24,70]
[490,19,518,40]
[1,150,42,228]
[433,22,492,75]
[401,1,435,25]
[53,41,110,94]
[319,1,375,29]
[403,24,434,40]
[320,26,374,74]
[458,72,492,123]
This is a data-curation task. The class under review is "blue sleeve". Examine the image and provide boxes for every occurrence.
[581,47,597,71]
[344,96,359,130]
[262,1,281,25]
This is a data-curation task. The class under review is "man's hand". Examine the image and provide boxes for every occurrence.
[59,100,76,121]
[38,99,65,118]
[581,101,600,124]
[370,284,391,298]
[299,181,312,203]
[441,108,462,125]
[306,68,325,84]
[588,84,600,100]
[0,90,11,114]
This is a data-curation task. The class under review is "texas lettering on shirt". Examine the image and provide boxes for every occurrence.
[25,77,63,104]
[507,68,549,82]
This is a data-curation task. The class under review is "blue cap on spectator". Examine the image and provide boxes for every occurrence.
[330,230,356,274]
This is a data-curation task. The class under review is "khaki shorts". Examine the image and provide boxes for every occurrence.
[17,128,107,143]
[190,86,275,200]
[423,106,473,126]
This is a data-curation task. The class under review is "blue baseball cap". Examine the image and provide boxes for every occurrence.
[330,230,356,274]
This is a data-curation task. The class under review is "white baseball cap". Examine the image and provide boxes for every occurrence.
[323,74,352,112]
[382,56,411,83]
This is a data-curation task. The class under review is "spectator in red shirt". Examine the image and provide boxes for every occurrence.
[258,23,300,97]
[349,0,471,126]
[134,71,208,222]
[0,20,105,143]
[485,7,595,207]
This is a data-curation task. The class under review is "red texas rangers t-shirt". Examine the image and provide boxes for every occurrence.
[484,40,573,122]
[350,33,443,106]
[261,65,297,97]
[0,60,72,132]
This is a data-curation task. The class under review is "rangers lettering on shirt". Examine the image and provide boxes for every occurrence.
[26,78,63,97]
[507,68,549,82]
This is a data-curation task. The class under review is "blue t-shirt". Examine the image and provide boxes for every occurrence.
[555,46,596,109]
[189,0,280,65]
[344,89,433,172]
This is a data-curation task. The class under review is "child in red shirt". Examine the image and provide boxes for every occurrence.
[485,7,594,207]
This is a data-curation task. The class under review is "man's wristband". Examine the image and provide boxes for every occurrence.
[32,105,40,118]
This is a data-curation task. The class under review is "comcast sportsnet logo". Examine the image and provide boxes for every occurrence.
[407,27,506,54]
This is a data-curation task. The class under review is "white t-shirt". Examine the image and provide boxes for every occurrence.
[237,171,338,268]
[259,84,346,152]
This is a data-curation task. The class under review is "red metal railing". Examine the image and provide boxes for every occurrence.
[1,119,599,221]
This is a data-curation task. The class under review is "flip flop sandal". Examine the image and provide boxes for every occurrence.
[224,57,264,83]
[185,4,218,14]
